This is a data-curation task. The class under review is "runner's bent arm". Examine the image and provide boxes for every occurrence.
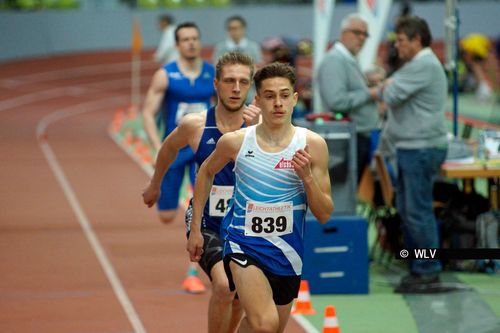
[142,113,201,207]
[187,131,243,261]
[292,131,334,224]
[142,69,169,151]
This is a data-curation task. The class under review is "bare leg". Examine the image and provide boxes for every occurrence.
[158,208,179,224]
[228,299,243,332]
[158,207,204,292]
[208,262,241,333]
[230,262,281,333]
[237,297,292,333]
[276,303,293,333]
[187,262,198,273]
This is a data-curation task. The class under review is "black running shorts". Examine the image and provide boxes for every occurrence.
[185,200,223,280]
[223,253,301,305]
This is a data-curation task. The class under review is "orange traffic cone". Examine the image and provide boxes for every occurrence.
[141,151,153,165]
[133,140,150,162]
[292,280,316,315]
[134,140,145,155]
[323,305,340,333]
[181,265,206,294]
[127,105,138,120]
[123,128,134,145]
[110,108,125,133]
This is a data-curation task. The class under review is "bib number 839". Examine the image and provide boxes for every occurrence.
[251,216,287,234]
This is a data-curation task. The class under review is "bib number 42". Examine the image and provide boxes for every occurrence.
[209,185,234,217]
[215,198,230,214]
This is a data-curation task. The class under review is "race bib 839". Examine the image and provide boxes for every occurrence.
[244,201,293,237]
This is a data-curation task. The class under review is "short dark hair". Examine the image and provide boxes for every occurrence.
[395,16,432,47]
[226,15,247,29]
[254,62,296,92]
[159,14,173,25]
[215,52,255,80]
[175,22,200,43]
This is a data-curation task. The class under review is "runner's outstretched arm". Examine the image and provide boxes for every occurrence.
[187,131,243,261]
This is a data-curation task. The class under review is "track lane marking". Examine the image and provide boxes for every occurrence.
[0,59,158,87]
[37,96,147,333]
[0,77,150,112]
[5,52,316,333]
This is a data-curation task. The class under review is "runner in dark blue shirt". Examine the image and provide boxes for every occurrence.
[143,52,260,333]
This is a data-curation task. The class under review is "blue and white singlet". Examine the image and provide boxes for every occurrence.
[222,125,308,276]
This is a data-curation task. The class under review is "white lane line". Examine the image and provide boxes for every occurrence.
[0,56,154,112]
[0,59,158,87]
[1,87,80,113]
[292,314,321,333]
[0,77,150,113]
[37,96,147,333]
[36,96,126,138]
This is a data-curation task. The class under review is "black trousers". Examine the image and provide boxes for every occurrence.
[356,133,372,184]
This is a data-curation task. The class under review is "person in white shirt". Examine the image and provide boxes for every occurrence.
[154,14,178,65]
[213,15,262,65]
[213,15,262,104]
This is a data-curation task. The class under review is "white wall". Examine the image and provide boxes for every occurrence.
[1,1,498,62]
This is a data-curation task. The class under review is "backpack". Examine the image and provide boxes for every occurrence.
[476,210,500,273]
[477,210,500,249]
[437,189,490,271]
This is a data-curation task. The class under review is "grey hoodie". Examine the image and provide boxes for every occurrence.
[383,48,448,149]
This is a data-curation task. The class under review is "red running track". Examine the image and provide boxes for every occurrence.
[0,51,306,333]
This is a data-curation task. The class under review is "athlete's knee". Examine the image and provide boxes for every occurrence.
[211,279,234,304]
[158,210,176,224]
[245,313,279,333]
[230,299,244,322]
[231,298,242,312]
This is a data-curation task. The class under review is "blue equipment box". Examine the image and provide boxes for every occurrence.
[302,216,369,294]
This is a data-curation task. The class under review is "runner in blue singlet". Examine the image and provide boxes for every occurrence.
[143,52,260,333]
[188,63,334,333]
[142,22,215,224]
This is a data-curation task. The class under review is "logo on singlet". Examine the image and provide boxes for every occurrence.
[247,203,254,213]
[274,157,294,169]
[169,72,182,80]
[245,150,255,158]
[206,138,216,145]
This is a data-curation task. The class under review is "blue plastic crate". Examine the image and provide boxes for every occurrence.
[302,216,369,294]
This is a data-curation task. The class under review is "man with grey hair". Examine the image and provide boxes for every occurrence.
[379,16,448,294]
[318,13,380,182]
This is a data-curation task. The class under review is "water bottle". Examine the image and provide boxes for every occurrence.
[477,132,486,161]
